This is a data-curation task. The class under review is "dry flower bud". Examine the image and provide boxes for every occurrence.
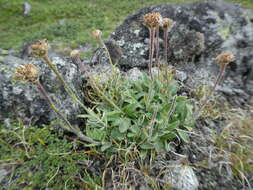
[143,12,163,28]
[14,64,39,83]
[162,18,173,29]
[29,39,49,57]
[215,52,235,64]
[92,29,102,40]
[70,49,80,59]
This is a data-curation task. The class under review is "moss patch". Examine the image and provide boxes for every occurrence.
[0,123,103,189]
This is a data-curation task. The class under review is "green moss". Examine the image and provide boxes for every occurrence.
[1,0,252,49]
[0,123,102,189]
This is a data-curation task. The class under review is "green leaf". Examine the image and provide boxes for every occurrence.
[165,142,172,151]
[140,150,148,159]
[118,118,131,133]
[176,129,189,142]
[127,133,137,138]
[184,125,193,131]
[135,92,146,100]
[147,89,155,104]
[160,103,170,114]
[101,142,112,152]
[77,114,92,118]
[167,120,180,131]
[111,128,125,140]
[176,96,187,101]
[129,125,140,134]
[160,133,176,141]
[168,83,178,96]
[122,103,139,117]
[154,140,164,152]
[140,142,154,149]
[105,110,122,121]
[175,101,187,121]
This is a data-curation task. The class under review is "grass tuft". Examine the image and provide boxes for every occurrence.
[214,110,253,188]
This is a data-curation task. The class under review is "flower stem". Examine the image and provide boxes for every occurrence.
[88,76,122,111]
[194,63,227,119]
[164,29,168,62]
[163,28,169,84]
[155,26,160,77]
[35,81,100,145]
[42,56,107,132]
[148,28,152,78]
[42,56,88,110]
[99,39,114,68]
[150,27,156,79]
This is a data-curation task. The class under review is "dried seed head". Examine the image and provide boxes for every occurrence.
[162,18,173,30]
[92,29,102,40]
[143,12,163,28]
[29,39,49,57]
[215,52,235,64]
[14,64,39,83]
[70,49,80,59]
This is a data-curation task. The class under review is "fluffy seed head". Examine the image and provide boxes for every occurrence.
[143,12,163,28]
[215,52,235,64]
[162,18,173,29]
[70,49,80,59]
[92,29,102,40]
[14,64,39,83]
[29,39,49,57]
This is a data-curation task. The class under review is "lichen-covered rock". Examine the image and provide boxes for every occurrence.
[0,54,83,125]
[163,165,199,190]
[109,1,253,106]
[85,63,120,84]
[125,67,144,81]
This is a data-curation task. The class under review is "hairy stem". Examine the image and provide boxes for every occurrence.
[194,63,227,119]
[42,56,108,135]
[89,76,122,111]
[99,39,114,68]
[150,27,156,79]
[163,28,169,85]
[42,56,88,111]
[155,26,160,77]
[35,81,100,144]
[164,29,168,62]
[148,27,152,77]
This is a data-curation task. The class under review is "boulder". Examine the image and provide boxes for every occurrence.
[0,54,83,125]
[109,1,253,106]
[163,165,199,190]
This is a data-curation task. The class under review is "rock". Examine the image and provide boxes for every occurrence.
[175,70,187,82]
[22,2,31,16]
[90,39,123,66]
[163,165,199,190]
[108,1,253,106]
[85,63,120,84]
[104,39,123,65]
[125,67,143,81]
[170,28,205,62]
[0,54,83,125]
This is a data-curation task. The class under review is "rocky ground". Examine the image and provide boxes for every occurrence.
[0,1,253,190]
